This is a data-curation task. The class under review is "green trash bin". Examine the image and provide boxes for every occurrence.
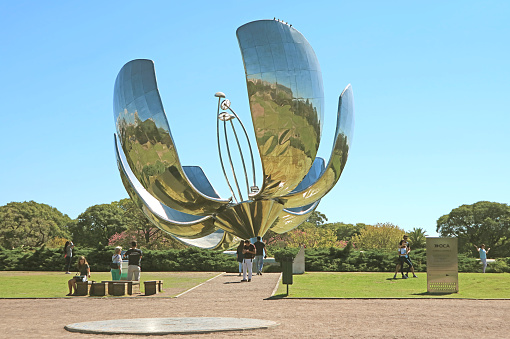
[281,261,293,285]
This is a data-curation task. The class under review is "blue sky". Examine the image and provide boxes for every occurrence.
[1,1,508,238]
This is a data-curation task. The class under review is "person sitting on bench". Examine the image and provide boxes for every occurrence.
[67,256,91,296]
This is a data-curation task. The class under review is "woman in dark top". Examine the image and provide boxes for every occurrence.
[236,241,244,276]
[64,241,74,274]
[67,256,90,296]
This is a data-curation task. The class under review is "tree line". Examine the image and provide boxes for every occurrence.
[1,200,509,259]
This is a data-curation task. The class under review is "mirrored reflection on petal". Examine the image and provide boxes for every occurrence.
[114,59,230,215]
[115,135,220,239]
[270,200,320,234]
[214,200,284,239]
[237,20,323,199]
[283,84,354,208]
[175,230,240,250]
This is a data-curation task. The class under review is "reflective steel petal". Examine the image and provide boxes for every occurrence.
[116,135,219,238]
[114,59,230,215]
[270,200,320,234]
[214,199,285,239]
[282,84,354,208]
[237,20,324,199]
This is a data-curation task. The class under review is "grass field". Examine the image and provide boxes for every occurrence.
[274,272,510,299]
[0,271,218,298]
[2,271,509,299]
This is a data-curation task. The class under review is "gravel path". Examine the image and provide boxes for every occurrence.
[1,272,509,338]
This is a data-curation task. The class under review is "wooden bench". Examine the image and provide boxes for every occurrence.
[102,281,140,296]
[75,281,93,296]
[144,280,163,296]
[89,282,106,296]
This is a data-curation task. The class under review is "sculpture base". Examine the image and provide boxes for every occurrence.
[65,317,278,335]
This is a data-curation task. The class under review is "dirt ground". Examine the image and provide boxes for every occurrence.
[2,272,509,338]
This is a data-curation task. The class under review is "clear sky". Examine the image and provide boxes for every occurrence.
[1,1,509,238]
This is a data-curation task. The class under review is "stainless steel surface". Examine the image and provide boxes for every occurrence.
[116,137,238,249]
[270,201,320,234]
[282,84,354,208]
[114,59,230,215]
[113,19,354,247]
[237,20,324,199]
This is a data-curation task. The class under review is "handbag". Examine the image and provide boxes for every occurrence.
[110,262,120,269]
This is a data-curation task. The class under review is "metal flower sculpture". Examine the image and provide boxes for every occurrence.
[113,19,354,250]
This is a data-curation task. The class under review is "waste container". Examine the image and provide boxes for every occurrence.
[281,261,293,285]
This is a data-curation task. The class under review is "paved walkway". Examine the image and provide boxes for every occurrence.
[1,272,510,338]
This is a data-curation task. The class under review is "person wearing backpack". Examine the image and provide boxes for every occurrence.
[241,239,256,282]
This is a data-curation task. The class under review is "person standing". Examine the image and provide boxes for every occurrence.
[393,239,417,279]
[401,235,417,278]
[124,241,143,281]
[393,242,409,279]
[64,241,74,274]
[236,241,244,276]
[241,239,256,282]
[474,244,490,273]
[111,246,122,280]
[253,236,267,275]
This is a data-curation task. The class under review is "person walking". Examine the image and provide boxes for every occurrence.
[474,244,490,273]
[124,241,143,281]
[241,239,256,282]
[253,236,267,275]
[63,241,74,274]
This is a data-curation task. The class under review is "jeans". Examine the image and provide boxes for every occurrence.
[481,258,487,273]
[254,255,264,273]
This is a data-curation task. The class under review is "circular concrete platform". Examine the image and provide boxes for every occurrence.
[65,317,279,335]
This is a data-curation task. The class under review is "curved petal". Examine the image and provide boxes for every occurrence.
[115,135,220,239]
[175,230,240,250]
[113,59,230,215]
[236,20,323,199]
[270,200,320,234]
[214,199,285,239]
[282,84,354,208]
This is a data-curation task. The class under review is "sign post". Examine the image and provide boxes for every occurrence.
[426,237,458,293]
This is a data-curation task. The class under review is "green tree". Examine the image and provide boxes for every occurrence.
[0,201,71,248]
[325,222,365,241]
[406,227,427,249]
[352,222,405,250]
[306,210,328,226]
[436,201,510,256]
[113,198,186,249]
[70,202,127,247]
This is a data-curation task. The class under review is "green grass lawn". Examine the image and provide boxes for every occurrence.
[0,271,218,298]
[275,272,510,299]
